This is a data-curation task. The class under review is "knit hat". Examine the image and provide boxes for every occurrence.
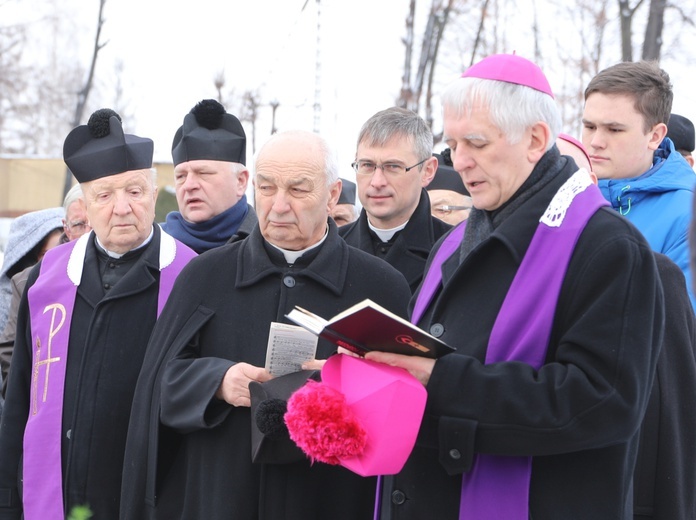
[428,149,469,195]
[63,109,154,183]
[463,53,554,98]
[171,99,247,166]
[338,179,356,205]
[667,114,695,153]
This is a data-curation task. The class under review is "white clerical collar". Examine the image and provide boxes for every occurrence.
[367,218,408,243]
[96,227,154,259]
[268,227,329,265]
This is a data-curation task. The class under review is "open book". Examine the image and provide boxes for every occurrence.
[285,299,455,359]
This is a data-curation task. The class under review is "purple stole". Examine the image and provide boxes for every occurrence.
[23,228,196,520]
[388,171,607,519]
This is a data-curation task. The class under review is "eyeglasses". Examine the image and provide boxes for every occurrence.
[432,204,472,216]
[65,221,88,232]
[351,157,429,176]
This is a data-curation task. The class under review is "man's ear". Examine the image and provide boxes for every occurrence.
[420,156,438,188]
[527,122,551,163]
[648,122,668,151]
[237,168,250,195]
[328,179,342,211]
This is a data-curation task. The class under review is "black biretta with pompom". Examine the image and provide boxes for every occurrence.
[171,99,247,166]
[63,108,154,183]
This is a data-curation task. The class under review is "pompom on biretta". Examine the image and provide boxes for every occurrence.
[171,98,247,166]
[191,99,226,130]
[285,380,367,465]
[63,107,153,183]
[87,109,122,138]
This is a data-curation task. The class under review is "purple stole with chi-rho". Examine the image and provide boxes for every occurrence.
[411,170,608,520]
[23,228,196,520]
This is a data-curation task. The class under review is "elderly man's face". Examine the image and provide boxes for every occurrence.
[63,200,91,241]
[81,169,157,254]
[427,189,472,225]
[173,159,248,223]
[254,135,340,250]
[444,104,535,211]
[330,204,357,226]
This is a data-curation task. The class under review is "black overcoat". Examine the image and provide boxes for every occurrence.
[339,189,451,293]
[120,220,412,520]
[378,154,665,520]
[633,253,696,520]
[0,227,188,519]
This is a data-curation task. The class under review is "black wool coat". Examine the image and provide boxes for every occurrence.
[0,227,188,520]
[339,189,451,293]
[378,154,665,520]
[633,253,696,520]
[120,220,412,520]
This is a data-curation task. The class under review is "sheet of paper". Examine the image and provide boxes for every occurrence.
[265,322,319,376]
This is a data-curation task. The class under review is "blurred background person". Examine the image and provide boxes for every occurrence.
[330,178,358,226]
[60,183,91,243]
[0,207,64,335]
[666,113,694,168]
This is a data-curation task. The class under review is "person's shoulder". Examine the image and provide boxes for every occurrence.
[344,241,405,277]
[179,240,243,278]
[430,214,453,236]
[338,218,359,238]
[579,206,655,260]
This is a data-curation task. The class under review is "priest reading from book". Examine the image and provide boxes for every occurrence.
[119,130,412,520]
[0,109,197,520]
[364,54,665,520]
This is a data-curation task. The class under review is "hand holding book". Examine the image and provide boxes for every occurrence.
[285,299,455,359]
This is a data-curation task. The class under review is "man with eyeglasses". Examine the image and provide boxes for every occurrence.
[61,183,92,243]
[339,107,451,292]
[427,149,472,225]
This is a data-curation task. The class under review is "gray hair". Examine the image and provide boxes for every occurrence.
[254,130,339,187]
[441,78,561,150]
[357,107,433,162]
[62,183,84,211]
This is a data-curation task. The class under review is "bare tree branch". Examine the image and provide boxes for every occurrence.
[63,0,108,198]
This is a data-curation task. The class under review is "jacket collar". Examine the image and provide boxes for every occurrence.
[237,219,349,296]
[351,189,450,255]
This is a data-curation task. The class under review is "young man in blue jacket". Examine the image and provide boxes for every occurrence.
[582,61,696,308]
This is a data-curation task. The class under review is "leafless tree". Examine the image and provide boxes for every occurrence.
[62,0,108,198]
[397,0,457,127]
[0,22,28,154]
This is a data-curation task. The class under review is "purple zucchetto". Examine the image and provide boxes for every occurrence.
[63,108,154,183]
[462,53,554,98]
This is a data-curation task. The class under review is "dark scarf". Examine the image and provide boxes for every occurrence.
[163,195,249,253]
[460,146,561,263]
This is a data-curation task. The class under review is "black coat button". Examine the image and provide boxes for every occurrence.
[430,323,444,337]
[449,448,461,460]
[283,276,296,288]
[391,490,406,505]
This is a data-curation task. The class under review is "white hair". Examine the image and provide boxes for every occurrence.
[441,78,561,150]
